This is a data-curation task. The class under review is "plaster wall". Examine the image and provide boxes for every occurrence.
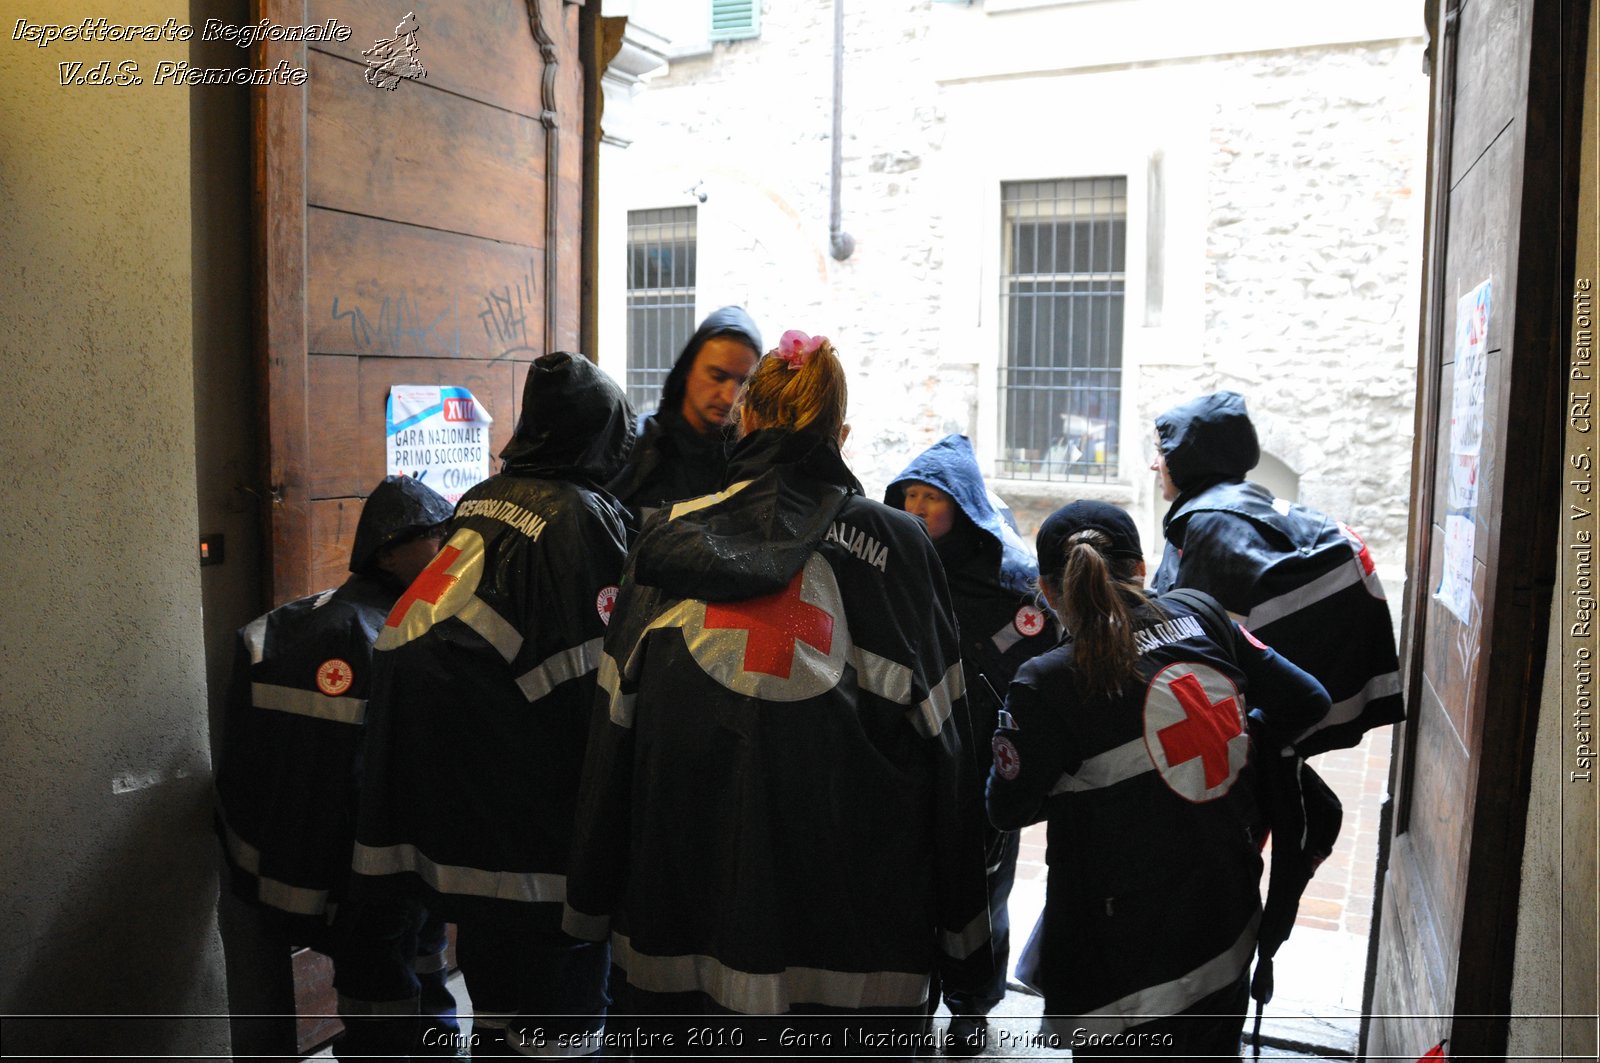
[599,0,1425,588]
[0,1,229,1053]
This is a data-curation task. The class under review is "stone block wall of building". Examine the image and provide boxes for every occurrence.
[599,0,1427,581]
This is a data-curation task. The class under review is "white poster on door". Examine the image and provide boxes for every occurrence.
[386,385,494,504]
[1436,278,1491,622]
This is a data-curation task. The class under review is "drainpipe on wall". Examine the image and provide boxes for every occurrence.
[829,0,855,261]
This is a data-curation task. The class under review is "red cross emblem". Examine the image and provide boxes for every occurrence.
[682,555,849,702]
[704,568,835,678]
[1014,604,1046,638]
[375,530,485,651]
[316,658,354,697]
[1143,662,1246,802]
[387,545,462,629]
[992,735,1021,780]
[596,585,618,626]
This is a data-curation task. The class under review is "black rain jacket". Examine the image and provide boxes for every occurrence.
[352,353,634,923]
[214,475,453,936]
[1152,391,1404,755]
[988,591,1328,1036]
[565,427,996,1015]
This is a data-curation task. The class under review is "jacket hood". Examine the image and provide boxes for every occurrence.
[1155,390,1260,492]
[884,434,1037,595]
[656,306,764,418]
[349,474,455,574]
[633,428,860,601]
[500,351,636,484]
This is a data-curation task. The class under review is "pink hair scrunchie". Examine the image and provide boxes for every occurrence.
[775,330,828,370]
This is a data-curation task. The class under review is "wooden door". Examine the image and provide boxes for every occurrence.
[1365,0,1588,1057]
[248,0,593,1046]
[255,0,590,604]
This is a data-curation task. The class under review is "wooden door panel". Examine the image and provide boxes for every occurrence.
[1368,0,1585,1056]
[1440,133,1518,554]
[303,356,520,502]
[306,49,545,246]
[1371,836,1451,1059]
[307,355,362,500]
[309,0,545,117]
[1449,0,1531,180]
[549,0,586,353]
[259,0,590,608]
[307,210,543,361]
[1408,674,1473,938]
[309,496,366,593]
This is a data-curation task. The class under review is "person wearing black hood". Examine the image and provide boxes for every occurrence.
[885,435,1057,1055]
[352,353,636,1057]
[214,474,459,1061]
[1149,391,1404,755]
[564,331,995,1058]
[607,306,762,525]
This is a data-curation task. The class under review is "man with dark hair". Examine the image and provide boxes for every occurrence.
[215,474,458,1061]
[1150,390,1403,755]
[607,306,762,524]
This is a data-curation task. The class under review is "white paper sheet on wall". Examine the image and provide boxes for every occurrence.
[385,385,494,504]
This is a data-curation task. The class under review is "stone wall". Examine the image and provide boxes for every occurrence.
[601,0,1426,574]
[1145,42,1425,557]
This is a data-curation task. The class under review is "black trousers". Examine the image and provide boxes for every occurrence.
[453,907,610,1058]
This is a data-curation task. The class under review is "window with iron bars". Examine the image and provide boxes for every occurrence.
[626,207,698,413]
[998,177,1126,481]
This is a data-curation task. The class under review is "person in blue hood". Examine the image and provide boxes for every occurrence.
[607,306,762,526]
[1150,391,1403,755]
[885,435,1058,1055]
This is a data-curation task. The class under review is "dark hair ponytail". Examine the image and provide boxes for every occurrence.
[1050,530,1152,698]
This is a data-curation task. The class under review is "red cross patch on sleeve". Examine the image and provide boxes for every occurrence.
[992,735,1021,780]
[316,658,354,697]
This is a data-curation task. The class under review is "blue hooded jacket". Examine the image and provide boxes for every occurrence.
[885,435,1037,597]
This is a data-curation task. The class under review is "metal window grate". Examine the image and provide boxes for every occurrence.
[998,177,1127,481]
[626,207,698,413]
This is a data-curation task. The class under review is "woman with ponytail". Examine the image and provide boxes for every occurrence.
[565,332,995,1057]
[987,501,1329,1060]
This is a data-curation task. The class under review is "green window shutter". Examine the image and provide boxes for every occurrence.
[709,0,760,42]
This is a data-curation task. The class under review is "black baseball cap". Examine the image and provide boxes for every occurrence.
[1036,500,1143,577]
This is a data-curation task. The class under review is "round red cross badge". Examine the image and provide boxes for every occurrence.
[992,735,1021,780]
[596,585,619,626]
[1142,662,1248,803]
[1014,604,1046,638]
[316,658,354,697]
